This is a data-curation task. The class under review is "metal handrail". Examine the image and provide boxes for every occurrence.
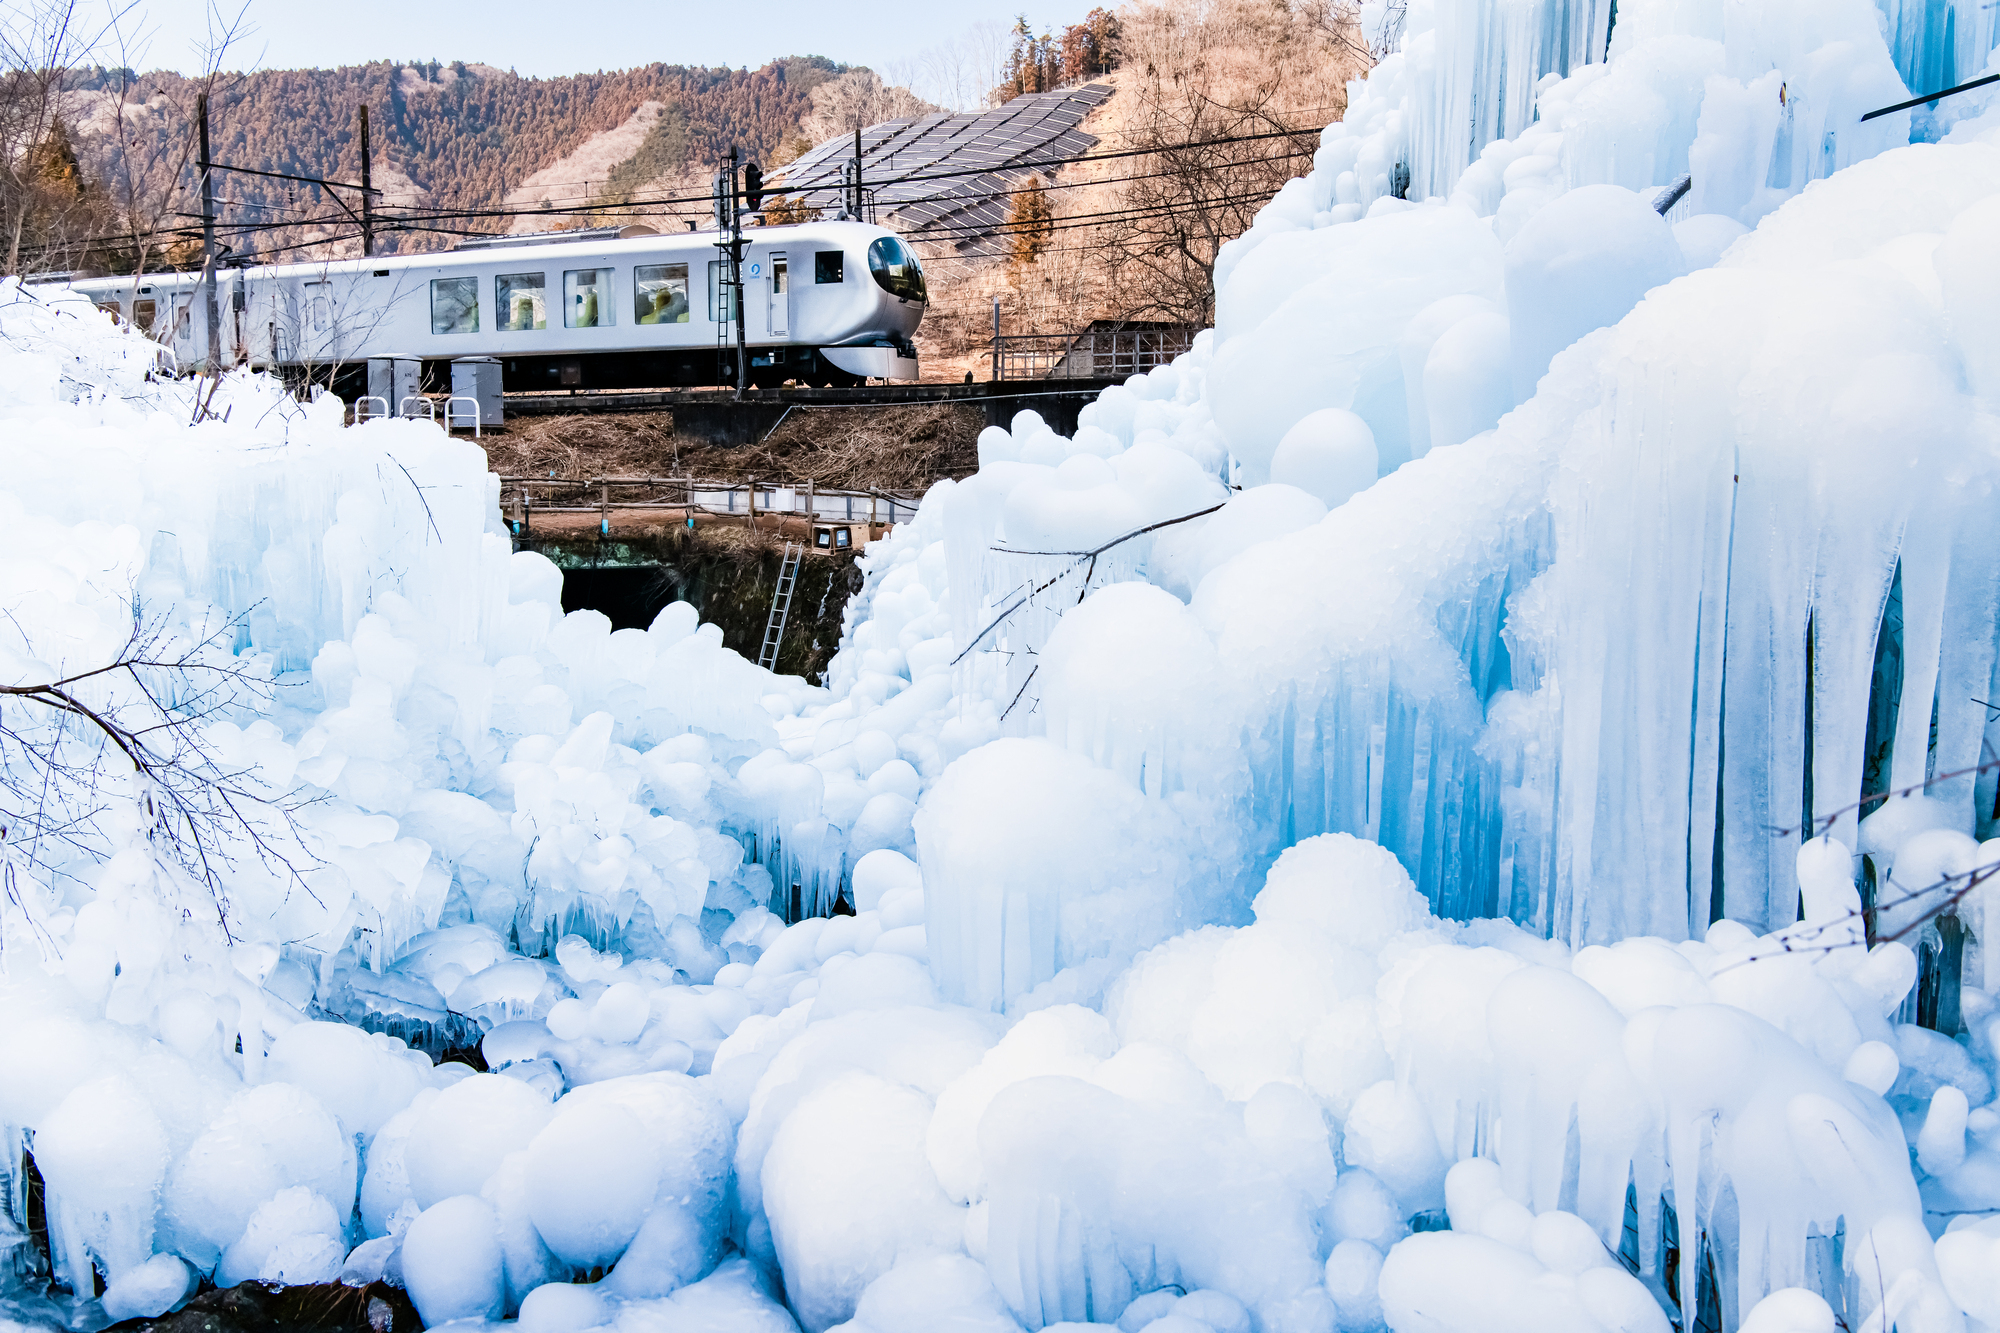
[495,474,920,525]
[991,327,1196,382]
[353,395,391,423]
[400,395,435,420]
[443,395,482,437]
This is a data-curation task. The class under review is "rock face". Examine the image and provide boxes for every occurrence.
[106,1281,422,1333]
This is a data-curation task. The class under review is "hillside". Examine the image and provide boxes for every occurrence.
[58,57,846,263]
[37,0,1362,378]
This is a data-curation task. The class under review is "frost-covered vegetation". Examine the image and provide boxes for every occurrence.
[7,3,2000,1333]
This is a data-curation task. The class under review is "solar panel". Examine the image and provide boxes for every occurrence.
[769,83,1112,258]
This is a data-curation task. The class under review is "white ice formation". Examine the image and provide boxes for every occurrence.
[7,2,2000,1333]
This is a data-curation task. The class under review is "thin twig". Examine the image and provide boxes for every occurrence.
[389,458,443,543]
[1768,751,2000,840]
[1000,665,1039,722]
[952,500,1226,665]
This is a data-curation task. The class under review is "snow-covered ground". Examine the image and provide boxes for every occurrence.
[7,2,2000,1332]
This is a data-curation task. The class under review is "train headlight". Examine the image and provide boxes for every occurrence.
[866,237,926,304]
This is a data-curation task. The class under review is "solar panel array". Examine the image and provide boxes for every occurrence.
[771,83,1113,259]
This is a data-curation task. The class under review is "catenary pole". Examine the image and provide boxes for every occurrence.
[359,105,374,257]
[198,93,221,372]
[731,148,747,400]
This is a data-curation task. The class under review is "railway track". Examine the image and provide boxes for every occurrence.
[499,377,1125,438]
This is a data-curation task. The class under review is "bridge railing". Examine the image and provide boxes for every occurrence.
[992,326,1197,382]
[495,474,923,538]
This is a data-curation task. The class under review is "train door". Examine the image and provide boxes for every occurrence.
[768,254,789,338]
[305,279,333,362]
[171,295,196,361]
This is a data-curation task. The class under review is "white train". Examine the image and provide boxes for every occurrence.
[66,219,926,394]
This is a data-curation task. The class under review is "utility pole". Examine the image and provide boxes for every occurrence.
[358,104,374,257]
[197,92,221,372]
[729,147,747,400]
[851,127,863,221]
[992,296,1001,382]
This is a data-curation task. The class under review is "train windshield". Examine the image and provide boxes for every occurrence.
[866,236,926,303]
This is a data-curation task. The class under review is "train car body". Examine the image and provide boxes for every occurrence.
[65,220,925,394]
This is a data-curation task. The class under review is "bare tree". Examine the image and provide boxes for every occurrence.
[1096,0,1364,327]
[76,1,254,284]
[798,70,938,143]
[0,0,117,274]
[909,21,1011,112]
[0,598,316,947]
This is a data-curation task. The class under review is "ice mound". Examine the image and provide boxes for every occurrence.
[1379,1163,1668,1333]
[916,737,1210,1013]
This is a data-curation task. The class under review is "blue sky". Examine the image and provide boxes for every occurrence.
[107,0,1095,88]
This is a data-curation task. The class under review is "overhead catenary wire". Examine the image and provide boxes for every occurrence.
[29,119,1331,267]
[368,144,1317,244]
[900,186,1296,242]
[53,141,1317,261]
[29,177,1296,268]
[328,121,1335,231]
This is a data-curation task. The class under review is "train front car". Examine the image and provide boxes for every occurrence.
[62,218,926,394]
[814,229,924,384]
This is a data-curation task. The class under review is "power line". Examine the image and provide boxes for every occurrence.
[352,121,1333,230]
[31,124,1324,265]
[797,121,1330,193]
[802,144,1314,222]
[336,168,1298,255]
[905,186,1291,244]
[36,173,1296,266]
[152,133,1316,259]
[411,142,1315,243]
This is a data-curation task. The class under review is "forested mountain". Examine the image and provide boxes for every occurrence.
[58,56,845,263]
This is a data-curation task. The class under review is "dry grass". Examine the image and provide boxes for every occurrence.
[483,411,678,479]
[481,403,980,491]
[751,402,980,489]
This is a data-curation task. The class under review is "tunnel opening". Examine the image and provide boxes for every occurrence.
[559,563,678,631]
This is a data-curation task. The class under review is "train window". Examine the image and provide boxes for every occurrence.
[634,264,689,324]
[866,237,926,303]
[814,251,844,284]
[96,301,122,325]
[430,277,480,334]
[497,272,547,330]
[132,298,157,332]
[565,269,613,328]
[707,261,738,323]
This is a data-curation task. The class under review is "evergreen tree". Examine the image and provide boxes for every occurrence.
[1006,174,1053,267]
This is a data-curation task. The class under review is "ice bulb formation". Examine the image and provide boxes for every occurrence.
[1269,410,1380,509]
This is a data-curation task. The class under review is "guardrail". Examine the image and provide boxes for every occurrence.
[496,474,921,539]
[992,326,1196,382]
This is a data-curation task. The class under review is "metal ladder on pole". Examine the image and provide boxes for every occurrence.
[757,542,803,671]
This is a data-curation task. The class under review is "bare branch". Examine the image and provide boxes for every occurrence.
[951,500,1225,666]
[0,596,321,943]
[1769,743,2000,840]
